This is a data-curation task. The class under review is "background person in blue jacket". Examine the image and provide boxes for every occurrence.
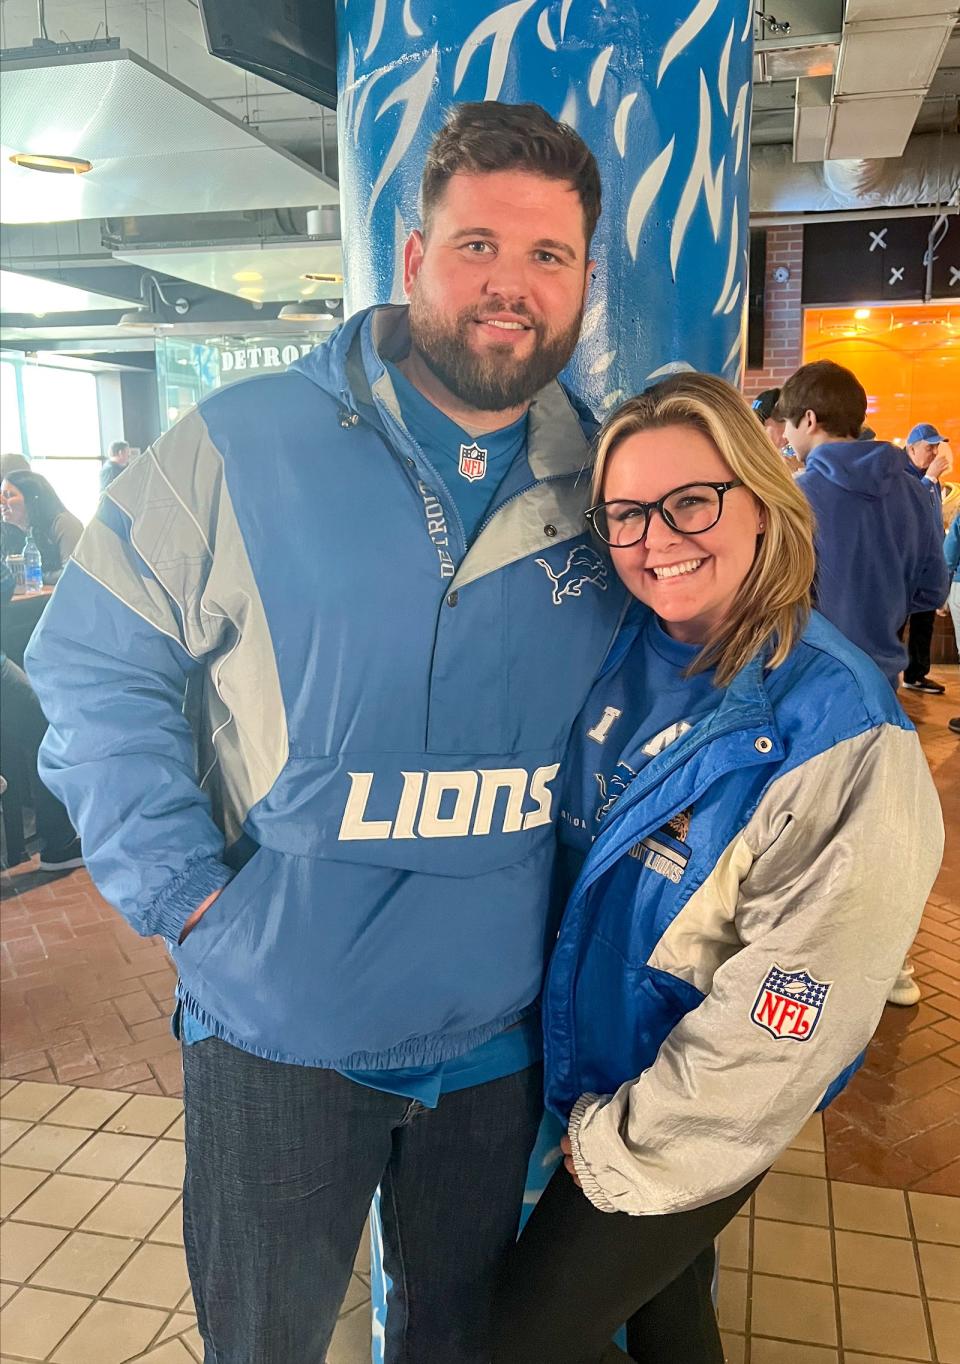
[25,103,627,1364]
[782,362,948,1008]
[945,511,960,735]
[901,422,951,695]
[492,374,943,1364]
[780,361,949,695]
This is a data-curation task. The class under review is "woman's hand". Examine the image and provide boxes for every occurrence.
[560,1135,582,1187]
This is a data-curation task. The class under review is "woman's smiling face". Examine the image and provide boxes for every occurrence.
[0,480,27,528]
[601,424,764,644]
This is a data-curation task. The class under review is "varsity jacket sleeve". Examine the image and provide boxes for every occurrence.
[25,407,276,943]
[568,722,943,1216]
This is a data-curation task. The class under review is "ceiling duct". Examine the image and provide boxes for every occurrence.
[756,32,840,83]
[788,0,960,162]
[751,131,960,216]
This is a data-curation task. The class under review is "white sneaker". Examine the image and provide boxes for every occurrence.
[887,962,921,1007]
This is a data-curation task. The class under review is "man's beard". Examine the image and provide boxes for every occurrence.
[407,294,583,412]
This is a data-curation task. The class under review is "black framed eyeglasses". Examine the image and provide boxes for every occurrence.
[585,480,744,548]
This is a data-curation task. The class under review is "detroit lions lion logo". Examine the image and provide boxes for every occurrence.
[536,546,609,606]
[594,763,637,819]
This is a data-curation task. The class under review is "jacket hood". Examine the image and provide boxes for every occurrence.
[802,439,903,499]
[289,303,393,418]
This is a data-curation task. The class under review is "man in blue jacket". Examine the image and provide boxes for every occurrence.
[781,361,949,691]
[901,422,951,694]
[26,103,625,1363]
[782,362,948,1008]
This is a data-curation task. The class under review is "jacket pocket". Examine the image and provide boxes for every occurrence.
[572,936,703,1097]
[173,846,270,966]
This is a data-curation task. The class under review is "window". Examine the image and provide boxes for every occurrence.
[0,360,22,454]
[18,364,103,523]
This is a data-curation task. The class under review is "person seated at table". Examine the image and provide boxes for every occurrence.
[492,373,943,1364]
[0,471,83,583]
[0,558,83,872]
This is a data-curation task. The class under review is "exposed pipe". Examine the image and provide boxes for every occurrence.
[751,204,959,226]
[751,134,960,216]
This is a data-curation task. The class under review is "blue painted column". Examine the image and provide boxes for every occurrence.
[335,3,754,1356]
[337,0,755,409]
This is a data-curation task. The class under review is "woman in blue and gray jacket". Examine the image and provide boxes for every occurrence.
[494,374,943,1364]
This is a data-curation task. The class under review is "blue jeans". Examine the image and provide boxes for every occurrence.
[181,1036,543,1363]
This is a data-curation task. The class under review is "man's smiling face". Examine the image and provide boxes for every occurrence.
[404,169,594,414]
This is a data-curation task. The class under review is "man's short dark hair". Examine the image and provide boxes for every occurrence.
[777,361,867,439]
[421,102,601,248]
[109,440,130,458]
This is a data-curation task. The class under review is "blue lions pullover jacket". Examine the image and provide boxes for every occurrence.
[26,305,626,1069]
[796,440,948,686]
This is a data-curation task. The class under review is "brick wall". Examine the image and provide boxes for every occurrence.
[743,225,804,401]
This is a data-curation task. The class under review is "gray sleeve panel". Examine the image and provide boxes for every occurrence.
[569,724,943,1216]
[77,408,288,838]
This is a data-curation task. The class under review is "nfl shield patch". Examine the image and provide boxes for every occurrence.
[458,442,488,483]
[750,964,831,1042]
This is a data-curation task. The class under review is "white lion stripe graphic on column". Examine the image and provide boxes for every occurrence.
[402,0,423,39]
[363,0,387,60]
[718,18,734,115]
[670,71,725,277]
[454,0,540,101]
[731,80,750,172]
[614,91,638,156]
[588,45,614,106]
[537,6,558,49]
[626,139,675,261]
[713,200,739,315]
[367,46,438,224]
[657,0,721,85]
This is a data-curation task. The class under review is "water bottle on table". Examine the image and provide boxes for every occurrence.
[22,532,42,594]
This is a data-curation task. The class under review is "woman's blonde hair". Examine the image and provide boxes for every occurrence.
[591,372,815,687]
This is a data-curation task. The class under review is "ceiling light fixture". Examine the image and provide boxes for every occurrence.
[9,152,93,175]
[119,273,190,329]
[278,299,341,322]
[300,272,344,284]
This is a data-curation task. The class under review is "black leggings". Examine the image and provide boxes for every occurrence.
[492,1166,762,1364]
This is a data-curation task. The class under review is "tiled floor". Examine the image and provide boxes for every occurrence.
[2,1085,957,1363]
[0,1081,370,1362]
[0,664,958,1361]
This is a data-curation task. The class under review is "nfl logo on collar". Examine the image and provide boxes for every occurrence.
[458,442,488,483]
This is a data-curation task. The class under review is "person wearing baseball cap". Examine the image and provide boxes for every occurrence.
[902,424,952,694]
[751,388,786,451]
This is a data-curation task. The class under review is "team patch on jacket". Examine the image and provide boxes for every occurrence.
[458,442,487,482]
[751,965,831,1042]
[535,546,608,606]
[626,809,693,884]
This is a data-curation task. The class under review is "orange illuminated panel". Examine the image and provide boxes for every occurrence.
[803,306,959,467]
